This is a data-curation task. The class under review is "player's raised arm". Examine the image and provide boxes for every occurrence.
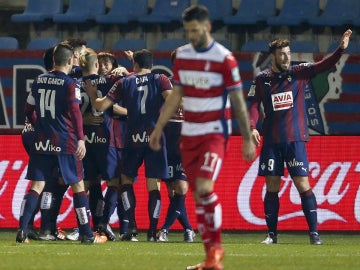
[84,79,114,111]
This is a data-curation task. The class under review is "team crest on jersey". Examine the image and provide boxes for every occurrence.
[271,91,293,111]
[231,67,240,82]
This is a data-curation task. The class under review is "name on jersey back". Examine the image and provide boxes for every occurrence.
[37,77,65,86]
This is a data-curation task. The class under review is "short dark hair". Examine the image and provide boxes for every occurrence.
[269,39,290,54]
[53,42,74,66]
[63,37,87,51]
[133,49,153,69]
[43,46,55,71]
[182,5,210,23]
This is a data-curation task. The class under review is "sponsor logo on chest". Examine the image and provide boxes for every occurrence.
[271,91,293,111]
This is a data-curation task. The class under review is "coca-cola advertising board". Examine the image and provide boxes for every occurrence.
[0,135,359,231]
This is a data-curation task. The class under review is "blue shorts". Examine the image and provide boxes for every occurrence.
[122,144,168,179]
[26,153,83,185]
[83,144,121,181]
[258,141,309,177]
[163,121,186,182]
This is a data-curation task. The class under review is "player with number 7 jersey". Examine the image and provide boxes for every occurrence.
[85,49,173,241]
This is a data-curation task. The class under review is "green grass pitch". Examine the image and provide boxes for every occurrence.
[1,230,359,270]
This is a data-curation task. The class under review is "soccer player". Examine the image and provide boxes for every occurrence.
[79,47,128,241]
[66,49,130,242]
[149,5,256,270]
[66,37,87,79]
[85,49,173,242]
[98,52,118,75]
[97,51,139,241]
[20,46,56,241]
[157,50,195,243]
[16,42,107,244]
[247,29,352,245]
[38,38,87,241]
[156,105,196,243]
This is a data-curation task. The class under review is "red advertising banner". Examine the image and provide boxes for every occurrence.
[0,135,359,231]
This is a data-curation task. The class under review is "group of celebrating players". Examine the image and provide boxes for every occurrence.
[15,4,353,270]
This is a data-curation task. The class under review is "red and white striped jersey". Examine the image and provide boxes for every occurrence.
[173,40,242,138]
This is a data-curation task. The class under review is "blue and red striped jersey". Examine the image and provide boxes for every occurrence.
[27,70,83,154]
[107,73,172,146]
[248,47,345,145]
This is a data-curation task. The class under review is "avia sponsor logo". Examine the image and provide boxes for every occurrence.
[237,157,360,226]
[271,91,293,111]
[132,131,150,143]
[85,132,107,144]
[34,140,61,152]
[287,158,304,167]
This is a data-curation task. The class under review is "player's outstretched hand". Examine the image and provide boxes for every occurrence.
[251,129,261,146]
[111,66,129,77]
[340,29,352,50]
[124,50,134,61]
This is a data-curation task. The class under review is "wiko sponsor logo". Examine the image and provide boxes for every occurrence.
[85,132,107,144]
[35,140,61,152]
[132,131,150,143]
[287,158,304,167]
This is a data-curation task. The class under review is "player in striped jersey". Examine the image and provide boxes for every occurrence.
[247,29,352,245]
[38,38,87,241]
[156,51,195,243]
[150,5,256,270]
[17,42,107,244]
[85,49,173,242]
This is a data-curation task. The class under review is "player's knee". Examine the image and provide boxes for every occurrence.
[147,178,160,191]
[30,181,45,194]
[174,180,188,195]
[120,174,134,185]
[195,178,213,196]
[107,177,121,188]
[70,181,85,193]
